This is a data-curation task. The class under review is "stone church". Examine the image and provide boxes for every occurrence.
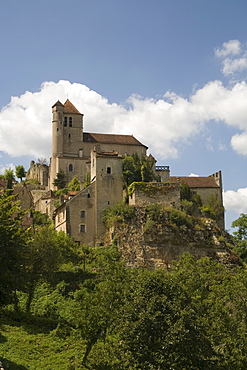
[26,100,224,245]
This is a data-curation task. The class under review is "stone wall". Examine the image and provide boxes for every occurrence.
[26,161,49,186]
[129,182,180,208]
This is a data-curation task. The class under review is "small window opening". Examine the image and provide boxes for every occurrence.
[107,167,111,174]
[80,224,86,233]
[69,117,72,127]
[69,164,73,172]
[87,193,90,198]
[81,210,85,218]
[64,117,67,127]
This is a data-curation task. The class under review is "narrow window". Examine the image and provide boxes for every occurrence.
[80,224,86,233]
[68,133,71,139]
[69,164,73,172]
[69,117,72,127]
[81,210,85,218]
[87,193,90,198]
[107,167,111,174]
[64,117,67,127]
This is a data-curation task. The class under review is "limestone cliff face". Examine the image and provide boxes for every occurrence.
[104,207,239,269]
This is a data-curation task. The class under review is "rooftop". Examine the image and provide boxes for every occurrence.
[83,132,147,147]
[170,176,220,188]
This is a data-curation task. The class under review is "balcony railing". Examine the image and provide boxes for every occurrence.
[155,166,169,171]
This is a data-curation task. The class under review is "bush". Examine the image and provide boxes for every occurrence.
[181,199,194,215]
[168,208,193,228]
[145,203,164,221]
[103,202,136,228]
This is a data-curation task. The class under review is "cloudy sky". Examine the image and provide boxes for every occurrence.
[1,0,247,231]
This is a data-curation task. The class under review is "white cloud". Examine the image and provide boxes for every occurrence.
[215,40,241,58]
[2,73,247,161]
[223,187,247,214]
[222,57,247,76]
[0,163,15,175]
[215,40,247,77]
[188,173,199,177]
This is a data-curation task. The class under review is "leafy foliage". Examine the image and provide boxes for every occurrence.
[4,168,15,189]
[180,181,191,201]
[15,165,26,182]
[2,198,247,368]
[102,202,136,228]
[200,194,224,222]
[232,213,247,261]
[53,169,66,189]
[123,154,156,186]
[0,191,28,306]
[68,176,81,191]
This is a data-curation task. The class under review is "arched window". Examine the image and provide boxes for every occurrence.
[69,117,72,127]
[69,164,73,172]
[68,133,71,139]
[64,117,67,127]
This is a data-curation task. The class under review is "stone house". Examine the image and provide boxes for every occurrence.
[54,150,123,245]
[170,171,223,205]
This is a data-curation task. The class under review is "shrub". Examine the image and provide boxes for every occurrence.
[145,203,164,221]
[181,199,194,215]
[143,219,156,233]
[168,208,193,228]
[103,202,136,228]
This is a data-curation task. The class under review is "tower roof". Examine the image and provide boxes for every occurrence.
[63,99,82,115]
[52,100,64,108]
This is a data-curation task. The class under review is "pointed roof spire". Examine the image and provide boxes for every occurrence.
[63,99,81,115]
[52,100,64,108]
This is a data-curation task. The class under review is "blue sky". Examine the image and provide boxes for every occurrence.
[1,0,247,231]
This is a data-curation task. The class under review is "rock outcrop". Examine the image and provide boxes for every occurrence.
[104,206,240,269]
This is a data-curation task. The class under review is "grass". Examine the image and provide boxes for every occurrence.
[0,316,85,369]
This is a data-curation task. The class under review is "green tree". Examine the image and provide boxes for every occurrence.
[201,194,224,223]
[68,246,128,366]
[15,165,26,182]
[53,170,66,189]
[23,226,78,312]
[0,191,28,308]
[119,261,216,369]
[4,168,15,189]
[123,154,156,186]
[232,213,247,261]
[180,182,191,201]
[68,176,80,191]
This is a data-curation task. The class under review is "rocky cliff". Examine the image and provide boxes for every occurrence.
[103,205,239,269]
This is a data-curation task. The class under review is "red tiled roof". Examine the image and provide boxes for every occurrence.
[170,176,219,188]
[63,99,82,115]
[83,132,147,147]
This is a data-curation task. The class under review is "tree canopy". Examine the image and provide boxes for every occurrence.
[123,154,156,186]
[15,165,26,182]
[4,168,15,189]
[53,170,66,189]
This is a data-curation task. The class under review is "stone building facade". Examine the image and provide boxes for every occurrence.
[24,99,225,245]
[54,150,123,245]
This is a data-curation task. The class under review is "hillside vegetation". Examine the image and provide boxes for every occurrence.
[1,191,247,369]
